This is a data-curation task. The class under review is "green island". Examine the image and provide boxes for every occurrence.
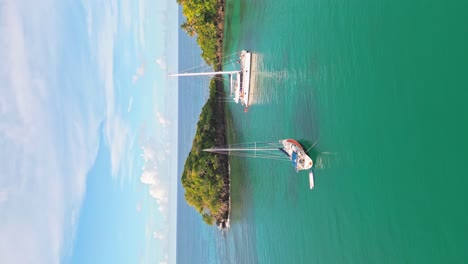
[181,79,229,226]
[177,0,224,67]
[177,0,230,227]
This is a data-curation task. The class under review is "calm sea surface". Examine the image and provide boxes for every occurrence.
[177,0,468,263]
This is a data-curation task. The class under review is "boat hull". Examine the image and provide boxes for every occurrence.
[280,139,313,171]
[239,51,252,107]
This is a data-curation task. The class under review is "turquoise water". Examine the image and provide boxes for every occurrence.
[178,1,468,263]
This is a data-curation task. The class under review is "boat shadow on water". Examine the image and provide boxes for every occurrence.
[299,138,338,170]
[298,139,321,161]
[229,157,255,224]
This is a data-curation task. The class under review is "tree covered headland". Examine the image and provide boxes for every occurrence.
[177,0,224,66]
[181,79,229,226]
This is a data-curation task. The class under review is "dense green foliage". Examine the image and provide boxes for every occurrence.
[181,79,229,225]
[177,0,223,66]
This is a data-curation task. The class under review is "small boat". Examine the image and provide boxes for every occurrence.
[204,139,315,189]
[309,171,314,189]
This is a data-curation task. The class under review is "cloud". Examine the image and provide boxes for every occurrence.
[137,0,146,48]
[159,255,169,264]
[105,115,130,178]
[155,57,167,70]
[0,0,135,263]
[94,1,118,118]
[137,125,177,262]
[0,191,8,204]
[85,0,132,181]
[149,185,168,208]
[153,231,165,240]
[139,142,169,215]
[120,0,132,31]
[0,1,103,263]
[84,0,132,181]
[140,169,159,185]
[127,97,134,112]
[132,63,146,83]
[156,112,170,127]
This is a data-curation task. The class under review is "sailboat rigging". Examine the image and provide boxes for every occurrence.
[170,50,252,109]
[204,139,315,189]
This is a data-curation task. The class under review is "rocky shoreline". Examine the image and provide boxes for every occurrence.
[212,0,231,229]
[210,0,231,230]
[214,0,226,71]
[213,78,231,230]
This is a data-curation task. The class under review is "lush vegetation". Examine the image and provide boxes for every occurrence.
[181,79,229,226]
[177,0,224,66]
[178,0,229,227]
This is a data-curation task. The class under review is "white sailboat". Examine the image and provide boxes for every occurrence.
[170,50,252,109]
[204,139,315,189]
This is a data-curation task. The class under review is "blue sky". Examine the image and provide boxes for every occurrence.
[0,0,179,263]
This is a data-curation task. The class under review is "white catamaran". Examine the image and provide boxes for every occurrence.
[204,139,315,189]
[170,50,252,109]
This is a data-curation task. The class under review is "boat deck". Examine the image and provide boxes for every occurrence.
[240,51,252,107]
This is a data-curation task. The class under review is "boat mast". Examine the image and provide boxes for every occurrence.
[204,141,283,152]
[169,70,240,77]
[204,148,279,152]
